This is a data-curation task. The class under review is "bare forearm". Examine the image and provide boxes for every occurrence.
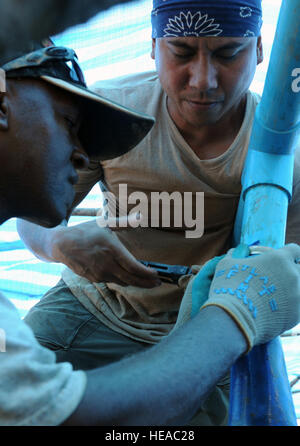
[16,218,161,286]
[16,218,66,263]
[63,307,247,426]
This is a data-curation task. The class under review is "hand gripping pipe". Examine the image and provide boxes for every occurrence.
[230,0,300,425]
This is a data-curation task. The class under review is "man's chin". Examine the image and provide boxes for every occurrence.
[183,102,224,126]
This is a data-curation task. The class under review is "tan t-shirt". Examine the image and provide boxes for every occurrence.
[0,292,86,425]
[62,71,300,344]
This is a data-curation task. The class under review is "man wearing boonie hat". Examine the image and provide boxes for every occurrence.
[0,43,155,227]
[17,1,300,425]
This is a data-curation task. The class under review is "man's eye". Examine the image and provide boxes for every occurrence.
[173,51,193,59]
[216,52,239,60]
[169,46,194,59]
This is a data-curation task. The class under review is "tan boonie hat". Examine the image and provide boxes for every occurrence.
[1,46,155,160]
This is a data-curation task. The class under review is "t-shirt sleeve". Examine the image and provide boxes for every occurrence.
[0,293,87,426]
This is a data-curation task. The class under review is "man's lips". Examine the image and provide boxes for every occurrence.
[185,99,223,109]
[193,101,219,105]
[185,97,223,104]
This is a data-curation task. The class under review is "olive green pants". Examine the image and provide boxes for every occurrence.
[24,279,150,370]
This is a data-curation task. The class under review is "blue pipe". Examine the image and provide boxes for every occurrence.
[230,0,300,425]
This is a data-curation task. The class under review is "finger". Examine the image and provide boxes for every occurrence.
[96,213,160,280]
[97,260,161,288]
[249,246,273,255]
[104,233,160,280]
[116,254,161,282]
[115,248,160,281]
[232,244,251,259]
[281,243,300,262]
[226,244,273,259]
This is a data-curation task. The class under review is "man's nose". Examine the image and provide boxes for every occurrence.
[188,56,218,91]
[71,146,90,170]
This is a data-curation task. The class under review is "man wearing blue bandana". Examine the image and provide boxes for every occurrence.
[18,0,300,425]
[151,0,263,37]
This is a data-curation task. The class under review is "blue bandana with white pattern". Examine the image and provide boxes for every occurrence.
[151,0,263,38]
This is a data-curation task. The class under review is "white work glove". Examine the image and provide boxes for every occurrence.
[175,244,300,353]
[203,243,300,351]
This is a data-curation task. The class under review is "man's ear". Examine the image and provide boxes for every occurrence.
[256,36,264,65]
[0,92,9,130]
[151,38,156,60]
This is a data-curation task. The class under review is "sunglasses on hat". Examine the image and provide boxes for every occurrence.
[1,46,155,161]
